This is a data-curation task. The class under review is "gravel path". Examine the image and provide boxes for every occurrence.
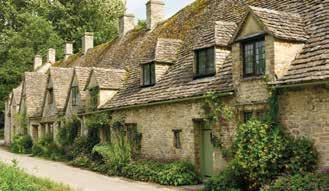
[0,148,185,191]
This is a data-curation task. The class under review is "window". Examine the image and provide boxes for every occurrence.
[71,86,79,106]
[173,129,182,149]
[195,47,215,78]
[48,88,54,104]
[142,63,155,86]
[243,111,253,123]
[89,86,99,109]
[256,111,267,121]
[242,37,265,77]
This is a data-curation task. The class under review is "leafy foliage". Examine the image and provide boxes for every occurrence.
[123,160,200,186]
[201,92,234,152]
[93,143,131,175]
[31,136,65,161]
[0,161,72,191]
[0,0,124,128]
[56,116,81,146]
[205,161,246,191]
[233,120,287,189]
[262,173,329,191]
[10,134,33,154]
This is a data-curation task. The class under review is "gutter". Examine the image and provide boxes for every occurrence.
[273,80,329,89]
[81,90,235,116]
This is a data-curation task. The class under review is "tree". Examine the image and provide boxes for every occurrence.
[0,0,124,129]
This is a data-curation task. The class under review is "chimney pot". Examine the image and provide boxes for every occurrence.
[119,14,135,37]
[47,48,56,63]
[34,55,42,70]
[82,32,94,54]
[146,0,165,30]
[64,42,73,60]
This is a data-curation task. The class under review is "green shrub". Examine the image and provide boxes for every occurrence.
[233,120,286,189]
[157,161,200,186]
[205,161,246,191]
[283,137,318,174]
[93,143,131,175]
[10,134,33,154]
[32,137,65,161]
[69,155,92,168]
[262,173,329,191]
[123,160,200,186]
[0,161,72,191]
[56,116,81,146]
[68,133,99,159]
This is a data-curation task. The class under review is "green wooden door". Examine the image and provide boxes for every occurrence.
[200,129,214,177]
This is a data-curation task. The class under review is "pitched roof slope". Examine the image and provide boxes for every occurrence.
[154,38,182,63]
[23,72,47,117]
[89,68,126,90]
[249,6,308,42]
[74,67,92,103]
[101,0,310,109]
[10,85,22,106]
[55,0,328,108]
[276,1,329,85]
[49,67,74,111]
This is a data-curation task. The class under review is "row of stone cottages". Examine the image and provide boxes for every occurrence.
[4,0,329,177]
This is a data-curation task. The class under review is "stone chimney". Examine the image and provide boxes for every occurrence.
[82,32,94,54]
[47,48,56,63]
[119,14,135,37]
[146,0,165,30]
[64,42,73,60]
[34,55,42,70]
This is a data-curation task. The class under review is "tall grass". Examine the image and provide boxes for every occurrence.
[0,161,73,191]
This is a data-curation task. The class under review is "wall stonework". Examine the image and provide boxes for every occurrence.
[279,86,329,167]
[274,40,304,79]
[112,98,234,173]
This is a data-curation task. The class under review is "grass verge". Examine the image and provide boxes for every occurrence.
[0,160,73,191]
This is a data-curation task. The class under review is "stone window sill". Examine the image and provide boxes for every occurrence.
[241,76,265,82]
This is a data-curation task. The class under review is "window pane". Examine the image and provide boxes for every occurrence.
[150,63,155,85]
[206,48,215,74]
[255,40,265,75]
[244,43,254,75]
[244,111,253,123]
[143,64,150,85]
[198,50,206,75]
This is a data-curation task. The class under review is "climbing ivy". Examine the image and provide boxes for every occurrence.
[201,91,234,155]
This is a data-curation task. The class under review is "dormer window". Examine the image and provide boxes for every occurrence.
[71,86,78,106]
[242,37,265,77]
[48,88,54,104]
[195,47,215,78]
[142,63,155,86]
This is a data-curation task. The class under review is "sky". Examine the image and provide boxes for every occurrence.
[126,0,195,20]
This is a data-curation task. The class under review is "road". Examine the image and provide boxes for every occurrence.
[0,148,194,191]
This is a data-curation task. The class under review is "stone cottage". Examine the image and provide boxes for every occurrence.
[19,72,48,141]
[40,67,73,140]
[4,0,329,178]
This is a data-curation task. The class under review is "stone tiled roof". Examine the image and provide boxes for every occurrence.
[194,21,237,49]
[275,1,329,85]
[23,72,47,117]
[153,38,182,63]
[87,68,126,90]
[54,0,328,108]
[49,67,74,112]
[74,67,93,104]
[10,85,22,106]
[249,6,309,42]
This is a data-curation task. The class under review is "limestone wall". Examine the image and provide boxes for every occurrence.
[112,98,234,173]
[279,86,329,167]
